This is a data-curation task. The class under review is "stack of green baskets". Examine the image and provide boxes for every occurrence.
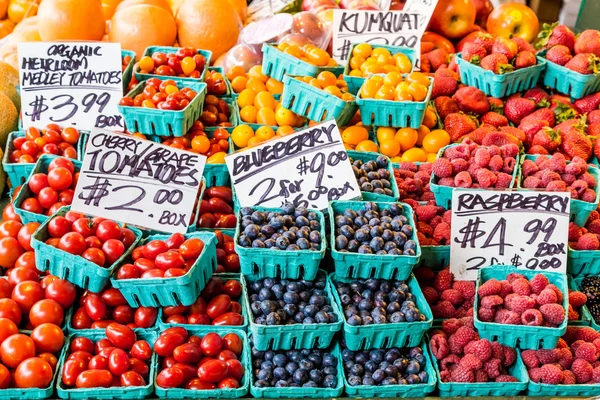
[261,43,344,82]
[347,150,399,202]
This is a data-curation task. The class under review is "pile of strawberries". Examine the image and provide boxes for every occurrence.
[462,35,538,73]
[569,205,600,250]
[523,327,600,384]
[429,317,520,383]
[432,141,518,189]
[414,266,475,319]
[538,24,600,76]
[476,272,566,328]
[404,199,451,246]
[393,162,435,202]
[521,154,597,202]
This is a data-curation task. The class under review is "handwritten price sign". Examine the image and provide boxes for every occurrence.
[71,129,206,234]
[18,42,124,131]
[226,120,360,210]
[450,190,570,280]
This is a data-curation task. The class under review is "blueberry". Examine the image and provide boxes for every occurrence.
[368,218,381,227]
[413,353,426,366]
[406,374,420,384]
[369,236,384,251]
[323,375,338,388]
[362,315,374,325]
[282,203,295,215]
[300,291,311,302]
[293,369,309,384]
[309,369,324,384]
[389,311,406,323]
[309,231,321,245]
[295,207,308,217]
[285,362,299,375]
[299,359,314,371]
[372,369,386,383]
[255,380,269,387]
[260,300,278,315]
[358,299,374,311]
[389,289,406,303]
[296,216,309,227]
[385,350,400,363]
[241,206,253,216]
[406,360,421,375]
[266,312,281,325]
[347,375,362,386]
[261,224,276,236]
[342,349,355,362]
[384,365,398,377]
[263,278,276,289]
[404,239,417,251]
[275,380,289,388]
[309,295,325,307]
[260,361,274,372]
[283,231,297,243]
[238,235,252,247]
[394,358,408,372]
[340,294,352,305]
[270,216,285,229]
[276,236,290,250]
[418,371,428,383]
[315,311,329,323]
[358,244,373,254]
[405,308,420,322]
[283,303,298,316]
[403,249,416,256]
[355,216,368,227]
[369,350,384,364]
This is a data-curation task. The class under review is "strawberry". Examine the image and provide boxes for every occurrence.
[435,67,460,80]
[499,126,526,142]
[481,111,508,127]
[537,22,576,52]
[434,96,460,119]
[588,122,600,138]
[431,75,459,99]
[480,54,514,74]
[575,30,600,57]
[532,127,561,152]
[512,36,536,53]
[551,100,579,124]
[420,57,431,73]
[462,125,497,144]
[504,96,536,125]
[528,145,549,155]
[523,87,550,105]
[454,86,490,116]
[565,53,600,75]
[473,34,495,53]
[589,110,600,124]
[545,45,573,66]
[574,92,600,114]
[514,51,537,69]
[488,97,504,114]
[482,131,520,147]
[444,113,477,142]
[558,119,593,160]
[492,37,518,60]
[462,42,488,65]
[520,119,550,145]
[424,48,450,71]
[521,108,556,127]
[594,136,600,161]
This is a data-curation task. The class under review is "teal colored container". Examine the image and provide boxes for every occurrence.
[343,44,417,95]
[528,380,600,396]
[158,273,249,333]
[13,154,82,224]
[456,53,547,98]
[203,163,231,188]
[207,66,233,98]
[330,273,432,351]
[474,266,568,350]
[348,150,400,202]
[234,206,327,280]
[242,271,343,351]
[342,339,437,398]
[419,245,450,270]
[3,131,34,187]
[31,207,143,293]
[119,80,207,137]
[432,345,529,397]
[111,231,217,308]
[568,246,600,277]
[261,43,344,81]
[121,49,136,94]
[56,330,157,399]
[204,97,240,133]
[250,339,344,398]
[540,50,600,99]
[328,200,421,280]
[518,154,600,227]
[77,132,89,159]
[568,275,592,327]
[356,76,432,129]
[155,330,250,399]
[134,46,213,84]
[281,75,358,126]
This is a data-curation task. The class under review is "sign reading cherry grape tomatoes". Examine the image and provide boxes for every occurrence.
[71,128,205,234]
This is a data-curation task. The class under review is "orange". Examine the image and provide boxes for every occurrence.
[276,126,295,136]
[266,78,283,94]
[406,72,430,87]
[376,127,396,143]
[362,63,383,75]
[426,153,437,162]
[355,139,378,152]
[231,76,248,93]
[191,135,210,153]
[115,0,172,14]
[342,126,369,145]
[0,19,14,40]
[255,125,275,141]
[7,0,37,23]
[378,139,400,157]
[231,125,254,148]
[344,143,355,151]
[316,71,337,88]
[239,105,258,123]
[38,0,105,41]
[341,93,354,101]
[371,47,391,58]
[248,65,268,83]
[101,0,122,20]
[401,148,427,162]
[391,156,402,162]
[349,69,363,77]
[275,107,296,127]
[422,107,438,129]
[237,88,256,108]
[246,78,267,94]
[416,125,430,146]
[254,91,275,110]
[350,56,365,70]
[256,107,276,126]
[395,128,418,151]
[353,43,372,59]
[422,129,451,154]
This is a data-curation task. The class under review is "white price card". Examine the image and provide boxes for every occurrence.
[403,0,439,69]
[226,120,360,210]
[331,9,423,65]
[450,190,570,280]
[71,128,206,234]
[18,42,124,131]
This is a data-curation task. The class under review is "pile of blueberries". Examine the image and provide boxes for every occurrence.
[248,275,339,325]
[342,346,429,386]
[350,156,394,197]
[253,347,339,389]
[333,202,417,255]
[334,278,427,326]
[237,203,322,251]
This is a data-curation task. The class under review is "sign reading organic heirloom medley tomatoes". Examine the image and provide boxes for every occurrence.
[226,120,360,210]
[450,189,570,280]
[18,42,124,131]
[71,128,206,234]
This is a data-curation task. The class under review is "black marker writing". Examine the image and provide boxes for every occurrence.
[338,11,419,34]
[456,192,570,215]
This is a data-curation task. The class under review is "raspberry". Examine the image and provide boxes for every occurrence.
[459,353,483,371]
[537,288,558,305]
[441,354,461,371]
[432,301,457,319]
[495,172,513,188]
[561,370,577,384]
[444,145,470,161]
[506,272,526,283]
[478,278,502,297]
[593,338,600,353]
[495,310,520,325]
[491,342,504,362]
[521,159,539,177]
[583,189,597,202]
[414,266,435,284]
[540,364,562,384]
[433,222,451,244]
[450,366,475,382]
[540,303,566,325]
[443,210,452,224]
[541,170,561,186]
[507,295,536,314]
[575,342,599,363]
[592,366,600,383]
[588,219,600,234]
[464,339,492,362]
[477,306,495,322]
[480,295,503,309]
[568,304,580,321]
[523,176,543,188]
[569,222,584,242]
[449,326,476,351]
[572,358,594,383]
[529,367,543,383]
[475,369,489,382]
[483,358,501,378]
[496,375,518,382]
[557,348,574,369]
[415,204,439,223]
[453,281,475,301]
[454,171,473,188]
[546,180,568,191]
[504,293,518,309]
[530,274,550,295]
[422,286,439,304]
[548,153,567,172]
[572,180,589,198]
[572,340,587,353]
[521,350,540,368]
[576,233,600,250]
[581,172,597,188]
[511,278,531,295]
[430,334,450,360]
[440,369,451,382]
[488,155,503,171]
[564,327,579,344]
[546,284,564,303]
[500,144,519,158]
[474,148,491,167]
[475,168,497,188]
[459,316,474,329]
[502,157,516,174]
[503,347,517,367]
[499,280,513,297]
[536,349,558,364]
[417,221,434,237]
[433,268,453,292]
[433,157,453,178]
[562,173,577,185]
[521,309,543,326]
[450,158,468,173]
[442,318,463,335]
[575,327,600,342]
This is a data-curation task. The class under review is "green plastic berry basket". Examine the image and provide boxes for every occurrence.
[568,245,600,277]
[31,206,143,293]
[281,75,358,126]
[242,271,343,351]
[134,46,213,84]
[343,44,417,95]
[431,345,529,397]
[3,131,33,187]
[430,144,521,209]
[330,273,432,351]
[56,330,157,399]
[234,206,327,281]
[204,97,240,134]
[474,265,568,350]
[118,80,207,137]
[207,66,233,98]
[111,231,218,308]
[419,245,450,270]
[261,43,344,81]
[249,337,344,398]
[155,329,250,399]
[328,200,421,280]
[203,98,238,187]
[342,339,437,398]
[517,154,600,227]
[157,273,249,333]
[539,49,600,99]
[455,53,547,98]
[121,49,136,94]
[348,150,400,202]
[356,76,432,129]
[528,380,600,396]
[13,154,82,224]
[568,275,592,327]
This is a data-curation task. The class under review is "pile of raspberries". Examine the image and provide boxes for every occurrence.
[414,266,474,319]
[477,272,566,327]
[429,316,520,383]
[403,199,451,246]
[569,206,600,250]
[432,140,518,189]
[523,327,600,385]
[521,153,597,202]
[393,162,435,202]
[568,287,588,322]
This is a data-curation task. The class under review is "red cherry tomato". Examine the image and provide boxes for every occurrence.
[58,232,86,255]
[109,348,130,375]
[121,228,137,248]
[101,288,127,307]
[197,359,229,383]
[222,333,243,356]
[113,305,135,324]
[0,333,35,368]
[96,220,122,242]
[153,332,186,357]
[87,354,108,370]
[143,240,168,260]
[106,322,137,350]
[173,342,201,364]
[0,318,18,344]
[121,371,145,387]
[75,370,113,388]
[61,358,86,387]
[82,248,106,267]
[45,279,76,309]
[212,312,243,326]
[179,238,204,260]
[223,280,242,299]
[102,239,125,264]
[48,157,75,174]
[30,322,65,354]
[174,362,197,382]
[84,293,107,321]
[188,313,211,325]
[14,357,53,389]
[47,167,73,191]
[154,250,185,270]
[130,340,152,362]
[6,266,38,287]
[185,378,216,390]
[85,236,103,249]
[217,349,238,361]
[0,237,24,268]
[129,358,149,377]
[201,277,223,298]
[165,233,185,249]
[71,307,93,329]
[200,332,223,357]
[218,377,240,389]
[71,218,96,238]
[117,264,140,280]
[156,366,184,388]
[47,216,71,238]
[67,351,92,364]
[29,299,64,327]
[70,337,95,354]
[134,307,157,328]
[12,281,45,313]
[28,173,49,194]
[206,295,231,319]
